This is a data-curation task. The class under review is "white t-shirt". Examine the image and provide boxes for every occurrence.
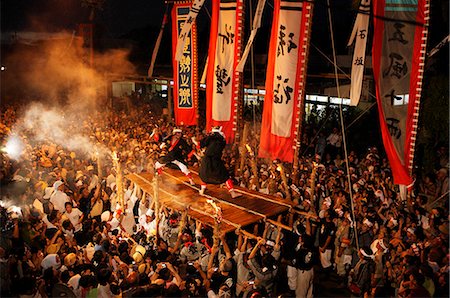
[108,217,121,230]
[50,191,70,212]
[63,208,83,232]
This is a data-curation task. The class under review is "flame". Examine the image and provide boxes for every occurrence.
[245,144,253,154]
[206,199,222,221]
[277,165,282,172]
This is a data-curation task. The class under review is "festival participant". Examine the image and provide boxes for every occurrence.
[288,218,316,298]
[49,180,70,212]
[154,128,195,185]
[198,127,241,199]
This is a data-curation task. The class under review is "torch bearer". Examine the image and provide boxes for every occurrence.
[112,151,124,211]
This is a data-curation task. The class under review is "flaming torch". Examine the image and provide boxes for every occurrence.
[207,199,222,247]
[275,161,291,200]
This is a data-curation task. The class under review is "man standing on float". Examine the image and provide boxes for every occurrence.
[155,128,195,185]
[199,127,241,199]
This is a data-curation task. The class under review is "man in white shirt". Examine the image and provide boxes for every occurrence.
[50,180,70,212]
[138,209,156,236]
[63,202,83,232]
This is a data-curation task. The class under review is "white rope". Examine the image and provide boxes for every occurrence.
[327,0,359,250]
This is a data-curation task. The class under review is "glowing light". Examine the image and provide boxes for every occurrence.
[4,135,24,159]
[245,144,253,155]
[0,66,5,71]
[276,166,282,172]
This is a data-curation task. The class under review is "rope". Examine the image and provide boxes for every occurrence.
[188,169,294,209]
[327,0,359,250]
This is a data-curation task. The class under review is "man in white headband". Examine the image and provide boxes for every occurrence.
[352,247,375,297]
[198,127,241,198]
[154,127,195,185]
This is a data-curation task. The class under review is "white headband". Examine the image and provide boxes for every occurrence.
[360,248,374,259]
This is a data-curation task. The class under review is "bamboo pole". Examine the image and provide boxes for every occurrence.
[112,152,124,211]
[309,162,318,206]
[153,172,160,238]
[277,163,291,201]
[236,122,249,178]
[246,144,260,190]
[177,208,189,237]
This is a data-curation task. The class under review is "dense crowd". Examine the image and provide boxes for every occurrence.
[0,103,448,298]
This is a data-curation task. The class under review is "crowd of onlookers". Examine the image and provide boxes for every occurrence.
[0,102,448,297]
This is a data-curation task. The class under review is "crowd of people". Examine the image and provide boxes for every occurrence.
[0,102,448,298]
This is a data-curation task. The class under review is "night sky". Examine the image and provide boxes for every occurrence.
[1,0,448,76]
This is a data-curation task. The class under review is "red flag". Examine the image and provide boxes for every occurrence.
[206,0,245,144]
[258,0,314,162]
[372,0,430,185]
[172,2,199,126]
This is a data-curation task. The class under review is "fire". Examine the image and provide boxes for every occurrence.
[206,199,222,222]
[245,144,253,154]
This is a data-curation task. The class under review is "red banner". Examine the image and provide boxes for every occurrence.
[172,2,199,126]
[372,0,430,185]
[206,0,245,144]
[258,0,314,162]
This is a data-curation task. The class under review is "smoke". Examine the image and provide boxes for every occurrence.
[3,32,135,109]
[3,31,136,158]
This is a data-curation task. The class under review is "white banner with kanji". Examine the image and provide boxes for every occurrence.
[206,0,244,143]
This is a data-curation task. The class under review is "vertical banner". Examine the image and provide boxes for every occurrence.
[174,0,205,61]
[258,0,314,162]
[172,2,199,126]
[372,0,430,185]
[347,0,371,106]
[206,0,245,143]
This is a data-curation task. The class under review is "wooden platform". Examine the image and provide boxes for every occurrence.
[127,168,296,234]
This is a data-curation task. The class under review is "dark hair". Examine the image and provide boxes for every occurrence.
[62,219,72,230]
[411,271,425,285]
[158,268,171,281]
[79,274,97,288]
[97,268,112,286]
[64,202,73,208]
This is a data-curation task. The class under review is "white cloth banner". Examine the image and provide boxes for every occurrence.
[347,0,371,106]
[271,1,302,137]
[212,2,237,121]
[175,0,205,61]
[236,0,266,72]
